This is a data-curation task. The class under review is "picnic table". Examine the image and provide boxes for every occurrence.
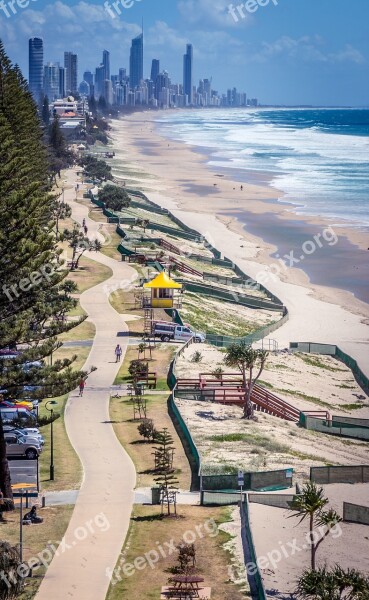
[168,575,205,598]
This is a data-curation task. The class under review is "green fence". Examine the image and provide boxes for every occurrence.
[290,342,369,391]
[206,309,289,349]
[181,281,282,311]
[310,465,369,484]
[201,468,293,492]
[343,502,369,526]
[300,414,369,441]
[241,497,268,600]
[168,393,201,492]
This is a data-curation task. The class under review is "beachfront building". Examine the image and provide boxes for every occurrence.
[29,37,44,103]
[143,272,182,309]
[130,33,144,90]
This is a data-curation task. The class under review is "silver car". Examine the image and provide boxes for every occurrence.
[5,433,42,460]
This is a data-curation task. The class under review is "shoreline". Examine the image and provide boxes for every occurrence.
[107,112,369,375]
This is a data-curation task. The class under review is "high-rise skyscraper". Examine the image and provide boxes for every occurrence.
[83,71,94,87]
[129,33,143,90]
[102,50,110,82]
[183,44,193,105]
[150,59,160,84]
[64,51,78,95]
[119,68,127,82]
[95,65,105,98]
[43,63,60,101]
[59,67,66,98]
[29,37,44,102]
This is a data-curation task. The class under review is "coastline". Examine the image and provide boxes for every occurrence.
[108,112,369,375]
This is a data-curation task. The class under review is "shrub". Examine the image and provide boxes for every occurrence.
[190,351,203,363]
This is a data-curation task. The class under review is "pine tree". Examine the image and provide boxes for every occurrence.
[153,429,179,516]
[0,41,93,507]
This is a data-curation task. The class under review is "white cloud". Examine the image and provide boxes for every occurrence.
[246,36,366,65]
[177,0,249,28]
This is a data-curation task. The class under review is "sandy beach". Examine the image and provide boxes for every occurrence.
[108,112,369,376]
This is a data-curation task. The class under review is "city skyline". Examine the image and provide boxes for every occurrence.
[1,0,369,106]
[28,35,252,109]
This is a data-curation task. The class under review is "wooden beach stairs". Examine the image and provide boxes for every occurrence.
[175,374,300,422]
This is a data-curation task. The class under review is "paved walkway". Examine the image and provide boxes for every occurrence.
[36,171,137,600]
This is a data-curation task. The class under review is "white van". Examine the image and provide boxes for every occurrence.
[152,321,206,343]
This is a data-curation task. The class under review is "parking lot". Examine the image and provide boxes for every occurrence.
[9,459,38,490]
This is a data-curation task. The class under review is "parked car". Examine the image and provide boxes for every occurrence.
[0,407,37,425]
[5,433,42,460]
[0,399,34,410]
[152,321,206,343]
[3,426,44,446]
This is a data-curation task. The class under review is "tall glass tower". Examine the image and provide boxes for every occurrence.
[29,37,44,103]
[102,50,110,82]
[64,51,78,95]
[150,59,160,84]
[129,34,143,90]
[183,44,193,105]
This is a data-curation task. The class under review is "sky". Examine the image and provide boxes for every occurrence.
[0,0,369,106]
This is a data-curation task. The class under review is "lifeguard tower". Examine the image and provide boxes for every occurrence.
[143,271,182,309]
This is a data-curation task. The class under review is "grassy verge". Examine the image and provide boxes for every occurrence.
[66,255,112,293]
[106,505,245,600]
[114,345,175,390]
[0,505,74,599]
[38,392,82,492]
[110,394,190,490]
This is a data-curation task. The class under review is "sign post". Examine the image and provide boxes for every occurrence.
[238,470,244,503]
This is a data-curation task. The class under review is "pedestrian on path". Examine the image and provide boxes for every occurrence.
[79,378,86,396]
[115,344,122,363]
[84,225,88,235]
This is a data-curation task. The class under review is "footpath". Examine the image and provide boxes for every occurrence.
[35,170,137,600]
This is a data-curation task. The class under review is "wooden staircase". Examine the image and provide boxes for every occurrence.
[175,375,300,422]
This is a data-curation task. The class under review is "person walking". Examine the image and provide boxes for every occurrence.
[79,378,85,396]
[115,344,122,363]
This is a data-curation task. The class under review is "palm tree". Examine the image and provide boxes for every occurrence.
[296,565,369,600]
[224,341,268,418]
[0,541,24,599]
[289,482,342,570]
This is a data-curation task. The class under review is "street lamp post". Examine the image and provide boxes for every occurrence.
[45,401,58,481]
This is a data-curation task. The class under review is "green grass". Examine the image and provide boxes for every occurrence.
[336,403,366,411]
[38,394,82,492]
[296,353,347,372]
[0,505,74,599]
[208,432,290,453]
[106,505,246,600]
[276,387,333,409]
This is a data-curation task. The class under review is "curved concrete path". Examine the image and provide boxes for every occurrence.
[36,171,137,600]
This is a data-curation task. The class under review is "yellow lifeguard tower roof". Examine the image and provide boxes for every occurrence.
[144,271,182,289]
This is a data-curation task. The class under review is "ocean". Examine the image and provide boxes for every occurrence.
[153,108,369,303]
[155,108,369,226]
